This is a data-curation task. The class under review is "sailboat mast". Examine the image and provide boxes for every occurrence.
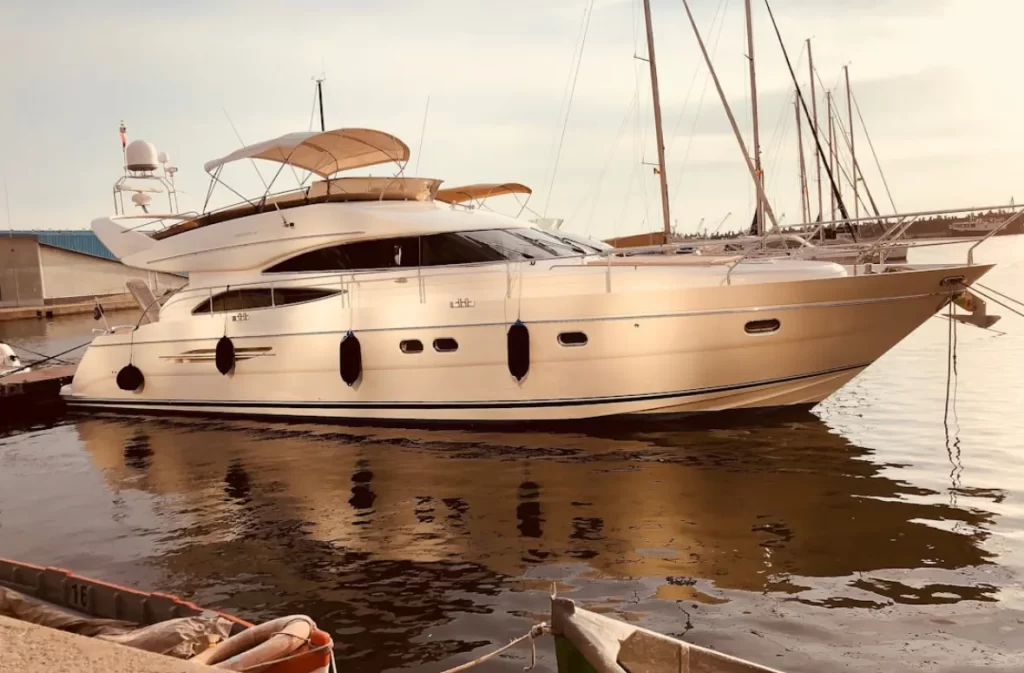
[680,0,778,230]
[641,0,672,241]
[795,94,809,224]
[806,41,823,226]
[744,0,764,236]
[844,66,857,220]
[827,91,836,220]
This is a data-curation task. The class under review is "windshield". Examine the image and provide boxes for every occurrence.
[456,229,562,260]
[508,228,591,256]
[550,230,611,253]
[264,228,572,274]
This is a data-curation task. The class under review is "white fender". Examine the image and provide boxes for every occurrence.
[190,614,316,671]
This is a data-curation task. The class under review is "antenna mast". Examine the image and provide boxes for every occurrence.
[641,0,672,241]
[315,76,326,132]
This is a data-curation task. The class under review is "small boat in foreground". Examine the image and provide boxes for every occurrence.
[0,557,333,672]
[551,597,783,673]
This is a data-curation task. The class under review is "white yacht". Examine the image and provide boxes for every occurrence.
[63,127,993,422]
[950,216,1002,236]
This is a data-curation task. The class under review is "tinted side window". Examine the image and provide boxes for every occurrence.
[193,288,337,313]
[457,230,559,260]
[264,229,563,274]
[267,238,421,273]
[419,232,508,266]
[273,288,340,306]
[192,289,274,314]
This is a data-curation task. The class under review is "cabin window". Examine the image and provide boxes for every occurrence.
[433,338,459,353]
[193,289,273,314]
[400,339,424,354]
[558,331,588,347]
[263,229,566,274]
[745,319,781,335]
[193,287,338,314]
[273,287,340,306]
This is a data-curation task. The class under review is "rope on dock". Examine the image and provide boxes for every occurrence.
[438,623,550,673]
[7,342,74,365]
[0,340,92,380]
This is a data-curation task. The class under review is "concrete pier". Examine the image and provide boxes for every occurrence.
[0,296,136,322]
[0,615,215,672]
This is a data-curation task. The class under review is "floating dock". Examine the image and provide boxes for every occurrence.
[0,366,76,416]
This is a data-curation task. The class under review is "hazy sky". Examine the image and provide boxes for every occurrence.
[1,0,1020,240]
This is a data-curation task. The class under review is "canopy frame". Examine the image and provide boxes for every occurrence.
[199,128,411,221]
[436,182,533,219]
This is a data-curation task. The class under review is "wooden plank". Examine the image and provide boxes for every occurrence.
[1,365,77,386]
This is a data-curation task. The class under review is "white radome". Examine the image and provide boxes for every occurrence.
[126,140,159,172]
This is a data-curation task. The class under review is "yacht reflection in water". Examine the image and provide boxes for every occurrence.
[74,413,999,670]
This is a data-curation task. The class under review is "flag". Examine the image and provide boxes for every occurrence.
[93,304,105,321]
[652,167,661,175]
[119,121,127,149]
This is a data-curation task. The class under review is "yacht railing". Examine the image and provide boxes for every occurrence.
[111,213,199,234]
[157,249,777,319]
[709,201,1024,276]
[967,210,1024,265]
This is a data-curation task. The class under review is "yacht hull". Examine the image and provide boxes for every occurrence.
[63,264,989,423]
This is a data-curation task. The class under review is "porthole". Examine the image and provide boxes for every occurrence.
[745,319,781,335]
[558,331,588,347]
[433,338,458,353]
[400,339,424,354]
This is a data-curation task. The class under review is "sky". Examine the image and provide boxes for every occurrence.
[1,0,1021,240]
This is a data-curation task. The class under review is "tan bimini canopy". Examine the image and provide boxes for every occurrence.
[436,183,532,204]
[203,128,410,178]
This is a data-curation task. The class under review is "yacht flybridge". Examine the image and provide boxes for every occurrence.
[64,127,995,422]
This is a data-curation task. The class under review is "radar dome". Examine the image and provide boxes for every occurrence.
[126,140,159,172]
[157,151,170,164]
[131,192,153,208]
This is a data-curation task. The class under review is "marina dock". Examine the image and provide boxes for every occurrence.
[0,366,76,415]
